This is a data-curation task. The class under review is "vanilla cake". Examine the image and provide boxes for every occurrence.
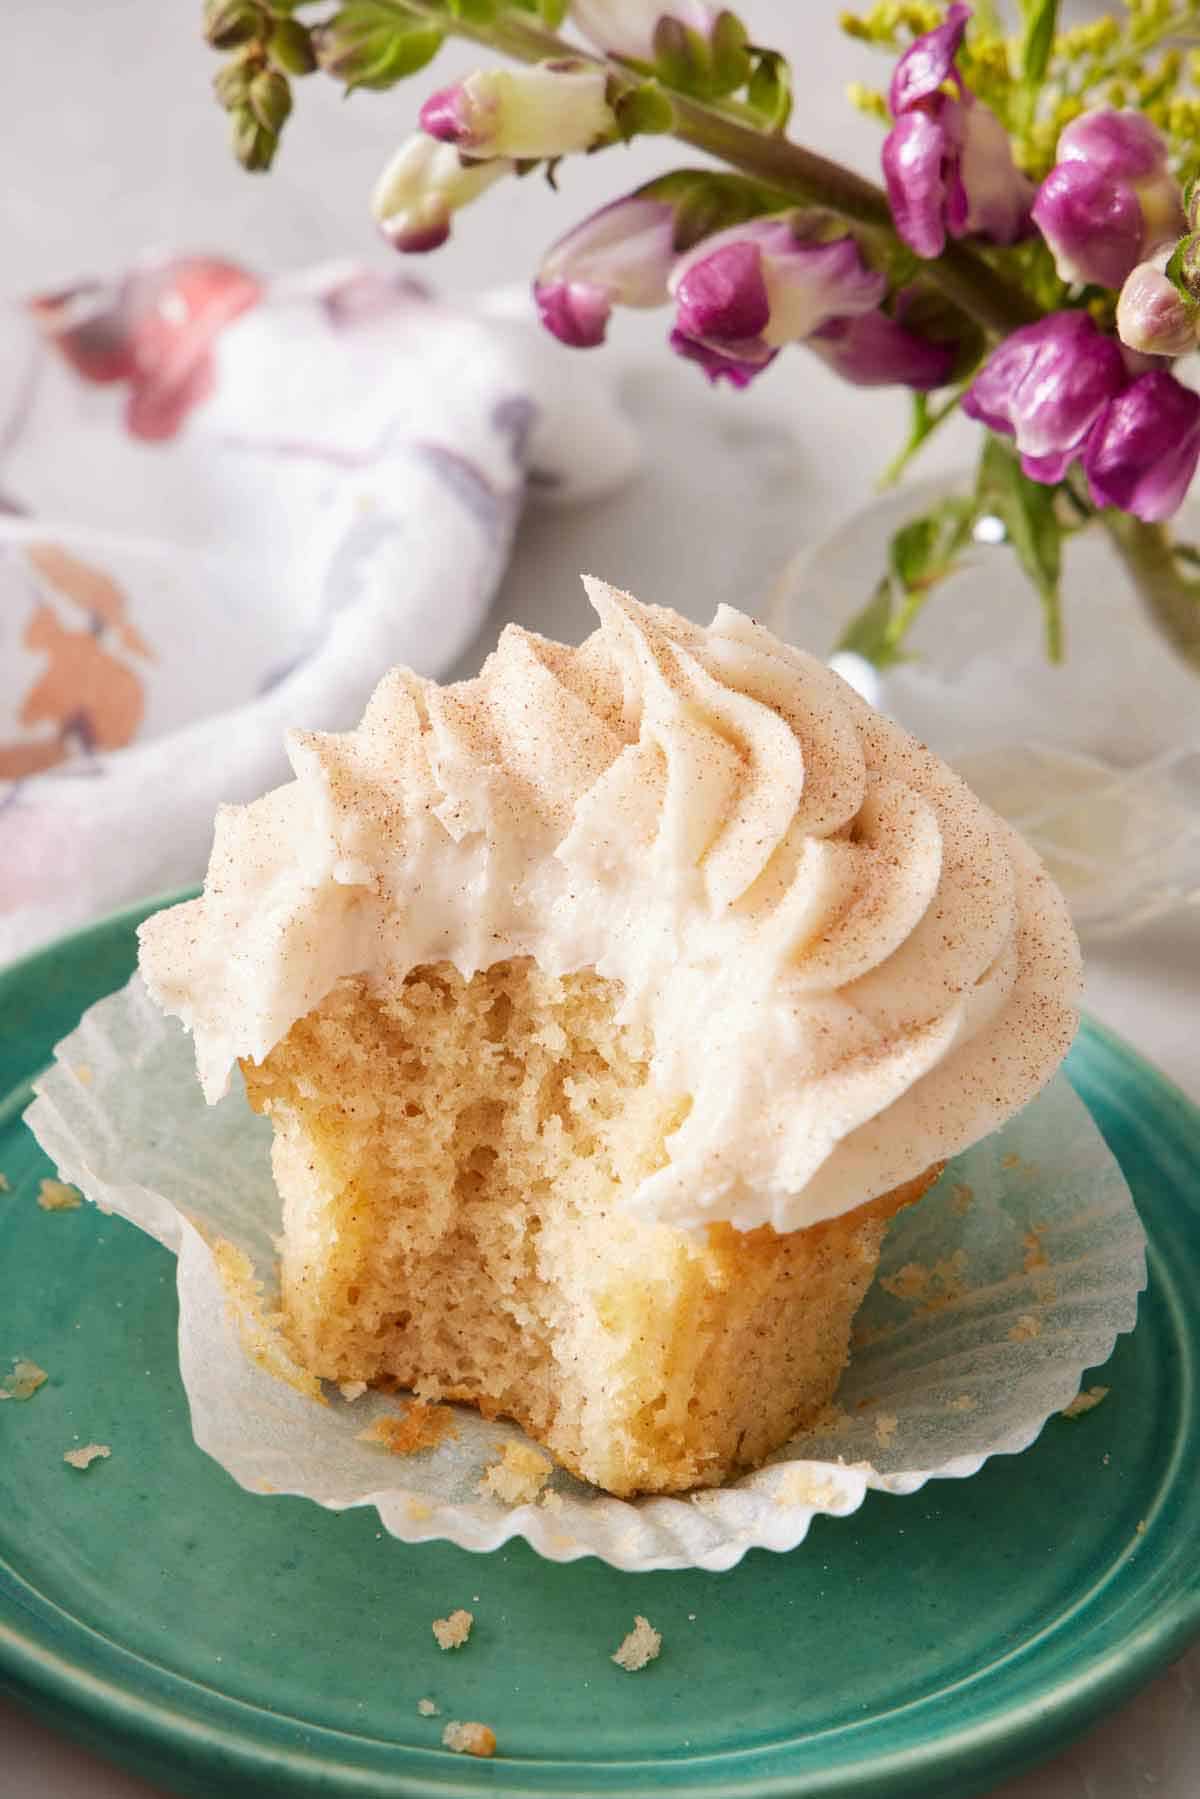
[139,580,1080,1496]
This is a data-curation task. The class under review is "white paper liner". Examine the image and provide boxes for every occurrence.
[26,975,1146,1572]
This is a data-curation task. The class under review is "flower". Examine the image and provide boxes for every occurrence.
[882,3,1032,259]
[371,135,513,252]
[962,310,1127,483]
[1084,369,1200,522]
[29,256,263,441]
[1032,111,1185,290]
[570,0,718,64]
[667,218,885,387]
[1116,250,1200,358]
[534,193,677,347]
[419,65,615,160]
[808,296,957,391]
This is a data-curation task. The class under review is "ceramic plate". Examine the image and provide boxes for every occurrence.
[2,896,1199,1799]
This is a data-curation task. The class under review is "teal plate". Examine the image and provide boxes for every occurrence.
[2,897,1199,1799]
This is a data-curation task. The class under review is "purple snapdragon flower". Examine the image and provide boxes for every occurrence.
[962,310,1127,482]
[1117,249,1200,358]
[1032,111,1185,290]
[808,290,957,390]
[1084,369,1200,522]
[534,192,677,348]
[882,4,1033,259]
[667,218,885,387]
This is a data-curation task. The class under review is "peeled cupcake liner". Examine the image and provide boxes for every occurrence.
[26,974,1147,1573]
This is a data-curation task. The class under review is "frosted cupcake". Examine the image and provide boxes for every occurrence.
[138,581,1080,1497]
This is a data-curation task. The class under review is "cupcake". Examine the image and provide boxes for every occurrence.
[138,580,1080,1497]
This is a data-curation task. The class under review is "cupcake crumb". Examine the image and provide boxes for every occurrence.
[612,1615,661,1671]
[1061,1386,1109,1419]
[478,1441,553,1505]
[74,1064,94,1086]
[417,1698,440,1717]
[539,1488,564,1513]
[1136,1519,1147,1536]
[1022,1228,1048,1272]
[406,1497,434,1523]
[0,1359,48,1401]
[338,1379,368,1401]
[64,1443,110,1470]
[442,1721,495,1757]
[950,1182,974,1215]
[949,1393,976,1412]
[1009,1314,1042,1342]
[881,1262,929,1301]
[358,1401,457,1454]
[1002,1152,1022,1170]
[432,1609,473,1651]
[0,1171,10,1193]
[773,1468,842,1510]
[37,1179,82,1212]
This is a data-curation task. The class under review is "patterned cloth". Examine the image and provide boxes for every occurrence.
[0,258,638,963]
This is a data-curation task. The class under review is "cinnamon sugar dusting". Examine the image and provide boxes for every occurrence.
[139,579,1081,1236]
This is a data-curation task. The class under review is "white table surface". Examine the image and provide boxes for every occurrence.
[2,3,1197,1795]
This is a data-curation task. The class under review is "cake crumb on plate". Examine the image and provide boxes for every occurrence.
[37,1179,82,1212]
[64,1443,110,1470]
[358,1401,457,1455]
[1009,1314,1042,1342]
[442,1721,495,1757]
[0,1359,48,1401]
[479,1441,553,1505]
[338,1380,368,1402]
[432,1609,473,1650]
[612,1616,661,1671]
[417,1698,440,1716]
[1061,1386,1109,1418]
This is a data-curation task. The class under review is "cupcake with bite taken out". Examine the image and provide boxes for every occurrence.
[138,579,1080,1497]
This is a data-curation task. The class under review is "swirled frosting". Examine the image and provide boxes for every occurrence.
[139,579,1081,1234]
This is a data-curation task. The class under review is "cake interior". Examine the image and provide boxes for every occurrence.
[242,957,916,1496]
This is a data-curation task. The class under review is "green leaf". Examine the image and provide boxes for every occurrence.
[536,0,569,25]
[448,0,497,21]
[889,515,941,592]
[977,434,1064,661]
[1019,0,1059,89]
[746,48,791,131]
[835,577,900,668]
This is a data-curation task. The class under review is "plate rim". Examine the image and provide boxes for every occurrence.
[2,891,1200,1799]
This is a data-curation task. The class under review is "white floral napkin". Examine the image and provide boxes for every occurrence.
[0,257,637,964]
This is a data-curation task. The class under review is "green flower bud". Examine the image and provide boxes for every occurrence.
[231,103,276,171]
[203,0,268,51]
[268,17,317,75]
[248,68,292,134]
[213,47,261,110]
[316,4,444,92]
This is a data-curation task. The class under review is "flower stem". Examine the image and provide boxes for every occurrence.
[1101,511,1200,675]
[378,0,1043,339]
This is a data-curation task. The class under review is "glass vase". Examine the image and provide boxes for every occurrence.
[768,475,1200,939]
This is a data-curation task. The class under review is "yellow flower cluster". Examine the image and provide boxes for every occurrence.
[841,2,1200,186]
